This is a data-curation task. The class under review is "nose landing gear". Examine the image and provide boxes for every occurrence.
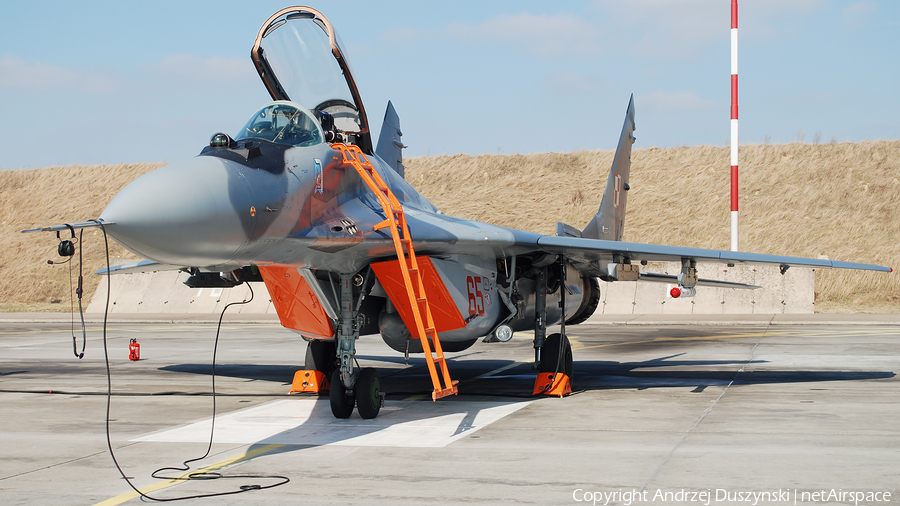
[328,272,384,419]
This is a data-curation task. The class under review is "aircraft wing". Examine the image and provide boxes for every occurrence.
[293,208,890,283]
[391,209,891,276]
[535,235,892,275]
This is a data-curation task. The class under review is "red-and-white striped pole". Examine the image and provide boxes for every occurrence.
[730,0,739,251]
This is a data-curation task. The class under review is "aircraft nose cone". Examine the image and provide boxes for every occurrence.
[100,156,254,267]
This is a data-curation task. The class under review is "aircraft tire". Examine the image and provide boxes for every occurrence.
[305,340,337,378]
[329,369,354,419]
[539,333,574,379]
[356,368,382,419]
[566,277,601,325]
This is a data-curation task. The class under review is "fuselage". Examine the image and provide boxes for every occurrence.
[98,100,593,346]
[100,103,439,274]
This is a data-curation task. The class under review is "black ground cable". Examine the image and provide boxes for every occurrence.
[71,229,86,359]
[94,220,289,501]
[67,242,77,354]
[0,389,289,397]
[58,229,84,358]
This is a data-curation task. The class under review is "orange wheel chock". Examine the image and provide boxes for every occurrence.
[289,370,329,394]
[532,372,572,397]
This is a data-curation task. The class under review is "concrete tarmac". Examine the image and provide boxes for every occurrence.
[1,317,898,505]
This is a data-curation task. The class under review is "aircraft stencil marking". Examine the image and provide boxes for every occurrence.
[314,158,323,194]
[467,276,486,317]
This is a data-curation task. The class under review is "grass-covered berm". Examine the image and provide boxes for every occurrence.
[2,141,897,313]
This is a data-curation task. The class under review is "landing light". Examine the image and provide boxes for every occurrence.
[494,325,514,342]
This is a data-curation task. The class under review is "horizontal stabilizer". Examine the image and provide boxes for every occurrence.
[556,222,582,238]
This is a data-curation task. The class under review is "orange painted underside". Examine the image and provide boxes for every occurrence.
[370,256,467,334]
[259,265,334,339]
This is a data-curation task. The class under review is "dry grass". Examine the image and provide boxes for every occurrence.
[407,141,900,312]
[1,164,163,310]
[1,142,897,312]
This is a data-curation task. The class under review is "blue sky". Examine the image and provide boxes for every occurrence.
[1,0,897,169]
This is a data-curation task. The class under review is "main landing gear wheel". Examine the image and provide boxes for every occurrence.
[356,368,382,419]
[539,333,574,379]
[305,340,337,380]
[329,369,354,419]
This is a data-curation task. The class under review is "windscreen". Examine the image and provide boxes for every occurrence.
[234,102,324,147]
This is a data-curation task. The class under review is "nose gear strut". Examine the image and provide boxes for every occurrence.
[334,143,458,403]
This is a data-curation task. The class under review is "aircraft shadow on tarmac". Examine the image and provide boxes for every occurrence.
[160,363,299,384]
[158,351,895,399]
[144,352,897,466]
[569,353,897,392]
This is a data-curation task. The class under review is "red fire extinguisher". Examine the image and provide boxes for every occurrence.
[129,338,140,361]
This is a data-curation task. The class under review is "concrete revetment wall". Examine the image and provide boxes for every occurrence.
[597,261,814,315]
[87,261,814,315]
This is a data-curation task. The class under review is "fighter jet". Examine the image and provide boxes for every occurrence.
[24,6,891,419]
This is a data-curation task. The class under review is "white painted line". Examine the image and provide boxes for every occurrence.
[133,399,530,448]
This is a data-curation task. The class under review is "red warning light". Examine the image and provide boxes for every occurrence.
[670,286,682,298]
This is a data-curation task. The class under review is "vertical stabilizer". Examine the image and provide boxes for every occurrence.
[375,101,406,178]
[582,95,636,241]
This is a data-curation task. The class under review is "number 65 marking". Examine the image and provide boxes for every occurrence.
[467,276,484,317]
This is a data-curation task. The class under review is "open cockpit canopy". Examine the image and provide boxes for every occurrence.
[251,6,372,152]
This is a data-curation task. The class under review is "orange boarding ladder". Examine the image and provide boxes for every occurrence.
[333,143,458,400]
